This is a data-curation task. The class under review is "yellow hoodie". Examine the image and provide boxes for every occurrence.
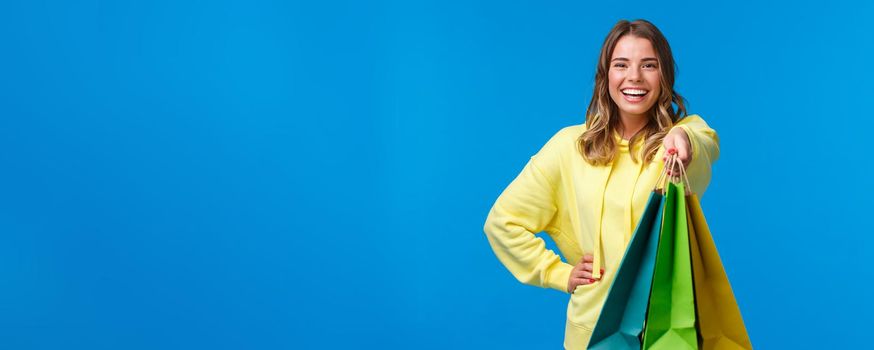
[482,115,719,349]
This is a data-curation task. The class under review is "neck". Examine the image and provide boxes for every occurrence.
[617,112,649,140]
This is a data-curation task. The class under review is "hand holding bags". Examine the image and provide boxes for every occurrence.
[588,154,752,349]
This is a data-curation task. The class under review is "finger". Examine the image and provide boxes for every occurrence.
[569,279,584,289]
[577,269,605,279]
[571,277,596,286]
[677,146,690,166]
[582,254,594,262]
[580,262,593,271]
[574,270,593,279]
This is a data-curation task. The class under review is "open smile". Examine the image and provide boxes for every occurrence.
[621,88,649,103]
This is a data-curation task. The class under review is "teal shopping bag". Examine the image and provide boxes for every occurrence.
[588,190,665,349]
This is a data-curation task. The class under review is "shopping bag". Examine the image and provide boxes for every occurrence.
[588,191,665,349]
[686,195,753,349]
[642,181,698,349]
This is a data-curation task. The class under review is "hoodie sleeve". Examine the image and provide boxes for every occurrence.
[670,115,720,196]
[483,128,575,294]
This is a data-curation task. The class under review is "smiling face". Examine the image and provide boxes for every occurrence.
[608,35,662,121]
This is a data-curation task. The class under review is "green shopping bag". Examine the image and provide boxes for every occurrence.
[642,180,698,349]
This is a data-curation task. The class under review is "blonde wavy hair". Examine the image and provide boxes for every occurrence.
[578,19,688,166]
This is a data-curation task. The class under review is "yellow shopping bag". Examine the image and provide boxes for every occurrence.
[686,193,753,349]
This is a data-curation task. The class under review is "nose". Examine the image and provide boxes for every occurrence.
[627,66,643,82]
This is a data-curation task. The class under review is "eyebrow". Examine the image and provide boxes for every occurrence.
[611,57,659,62]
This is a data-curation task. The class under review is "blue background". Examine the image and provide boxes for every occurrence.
[1,0,871,349]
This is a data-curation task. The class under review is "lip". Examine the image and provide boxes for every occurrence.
[622,94,646,103]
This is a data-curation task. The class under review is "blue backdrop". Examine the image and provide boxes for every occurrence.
[1,1,871,349]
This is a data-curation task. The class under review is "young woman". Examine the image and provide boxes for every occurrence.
[483,19,719,349]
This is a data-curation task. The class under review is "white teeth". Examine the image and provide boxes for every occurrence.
[621,89,648,96]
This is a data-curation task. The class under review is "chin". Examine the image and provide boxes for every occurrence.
[619,105,652,116]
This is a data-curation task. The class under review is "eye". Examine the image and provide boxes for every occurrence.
[643,63,658,69]
[613,63,627,68]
